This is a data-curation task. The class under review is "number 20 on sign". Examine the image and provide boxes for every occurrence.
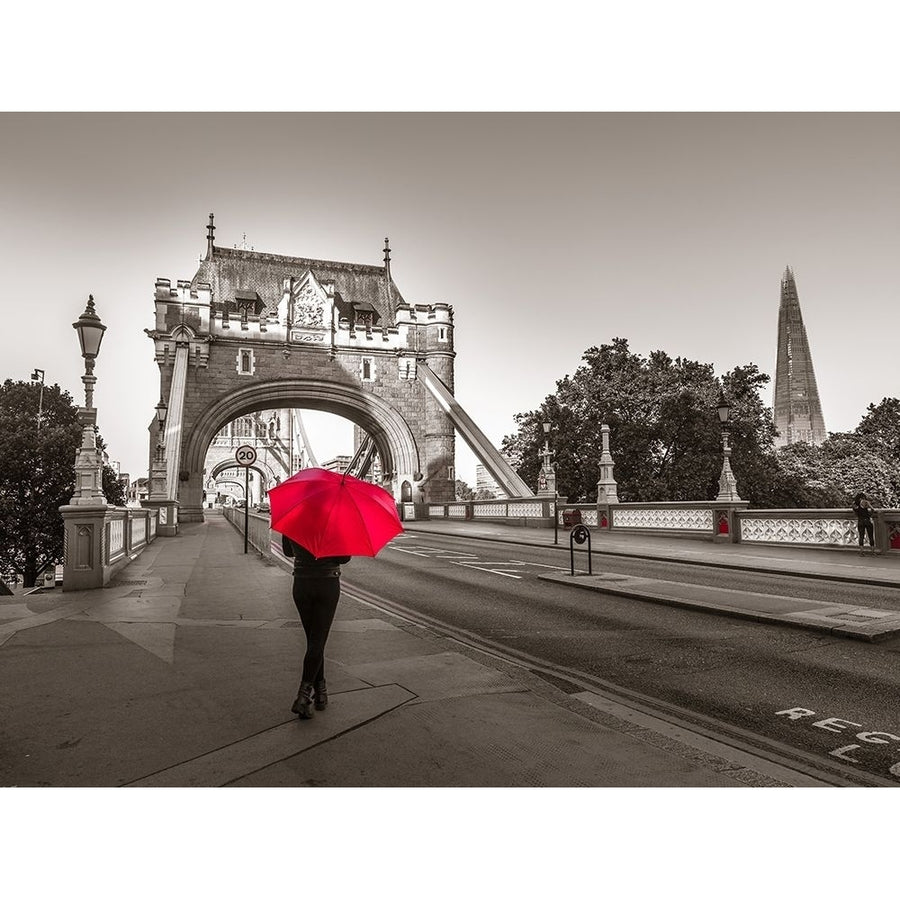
[236,445,257,467]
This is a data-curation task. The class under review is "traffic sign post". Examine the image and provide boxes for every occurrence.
[569,524,592,576]
[235,444,257,554]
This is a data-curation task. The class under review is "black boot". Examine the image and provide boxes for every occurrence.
[314,679,328,711]
[291,681,315,719]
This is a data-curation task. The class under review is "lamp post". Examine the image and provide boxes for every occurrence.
[155,397,168,461]
[542,422,559,545]
[715,390,741,502]
[31,369,45,428]
[70,295,108,505]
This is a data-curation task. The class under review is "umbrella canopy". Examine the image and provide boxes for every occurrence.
[268,467,403,558]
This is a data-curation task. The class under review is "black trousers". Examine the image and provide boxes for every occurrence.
[292,575,342,684]
[858,521,875,547]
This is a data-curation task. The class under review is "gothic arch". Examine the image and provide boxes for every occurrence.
[179,378,422,520]
[209,459,275,484]
[171,324,196,342]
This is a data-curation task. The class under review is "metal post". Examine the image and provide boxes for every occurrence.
[32,369,45,428]
[244,466,249,554]
[554,490,559,545]
[569,525,592,575]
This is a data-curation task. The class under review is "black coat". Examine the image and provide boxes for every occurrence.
[281,535,350,575]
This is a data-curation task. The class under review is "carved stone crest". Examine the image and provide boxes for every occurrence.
[292,280,326,329]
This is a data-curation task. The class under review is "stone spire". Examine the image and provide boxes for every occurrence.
[206,213,216,260]
[383,236,393,308]
[596,424,619,503]
[773,266,827,447]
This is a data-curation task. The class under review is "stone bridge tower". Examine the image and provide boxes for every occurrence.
[147,218,457,522]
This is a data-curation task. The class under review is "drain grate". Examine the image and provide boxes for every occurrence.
[111,580,148,586]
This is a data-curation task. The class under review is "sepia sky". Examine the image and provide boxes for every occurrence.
[2,111,898,482]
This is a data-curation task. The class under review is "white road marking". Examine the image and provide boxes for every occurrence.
[451,562,522,579]
[509,558,569,571]
[388,544,564,579]
[388,546,437,557]
[388,544,479,559]
[775,706,900,779]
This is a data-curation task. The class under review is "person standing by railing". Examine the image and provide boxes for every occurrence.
[852,492,877,555]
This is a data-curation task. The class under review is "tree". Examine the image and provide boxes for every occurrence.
[455,479,475,501]
[0,379,125,587]
[772,399,900,509]
[856,398,900,464]
[502,339,783,505]
[101,461,127,507]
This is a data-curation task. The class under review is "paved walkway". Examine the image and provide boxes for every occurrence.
[404,520,900,641]
[0,512,841,788]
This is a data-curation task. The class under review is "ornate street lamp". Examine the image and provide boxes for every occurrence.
[73,295,107,408]
[715,390,741,502]
[155,397,168,460]
[716,391,731,428]
[70,296,108,505]
[31,368,45,428]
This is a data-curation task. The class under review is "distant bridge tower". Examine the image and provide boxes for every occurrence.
[773,267,827,447]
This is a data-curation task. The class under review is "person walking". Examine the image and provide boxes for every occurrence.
[852,492,877,555]
[282,534,351,719]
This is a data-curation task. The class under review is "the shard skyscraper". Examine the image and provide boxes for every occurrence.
[773,266,827,447]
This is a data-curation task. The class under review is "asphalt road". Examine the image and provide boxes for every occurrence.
[344,531,900,785]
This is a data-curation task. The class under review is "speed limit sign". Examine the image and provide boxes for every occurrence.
[235,444,257,467]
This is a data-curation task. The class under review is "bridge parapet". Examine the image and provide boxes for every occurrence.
[424,498,900,554]
[736,508,900,553]
[59,505,159,591]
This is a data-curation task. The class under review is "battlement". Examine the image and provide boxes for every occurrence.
[395,302,454,324]
[154,277,211,306]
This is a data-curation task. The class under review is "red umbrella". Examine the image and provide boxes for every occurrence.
[268,467,403,558]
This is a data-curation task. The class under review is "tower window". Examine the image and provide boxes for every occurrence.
[360,356,376,382]
[438,326,448,343]
[236,349,255,375]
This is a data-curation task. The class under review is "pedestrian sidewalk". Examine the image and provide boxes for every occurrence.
[0,512,838,787]
[405,519,900,587]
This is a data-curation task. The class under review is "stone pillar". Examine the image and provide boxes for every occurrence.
[70,407,107,506]
[716,432,741,502]
[712,501,749,543]
[60,504,108,590]
[536,431,556,499]
[145,439,178,536]
[141,499,178,537]
[596,423,619,504]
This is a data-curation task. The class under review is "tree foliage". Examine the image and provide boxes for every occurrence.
[500,338,896,509]
[775,398,900,508]
[501,338,792,505]
[454,479,475,501]
[0,379,125,587]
